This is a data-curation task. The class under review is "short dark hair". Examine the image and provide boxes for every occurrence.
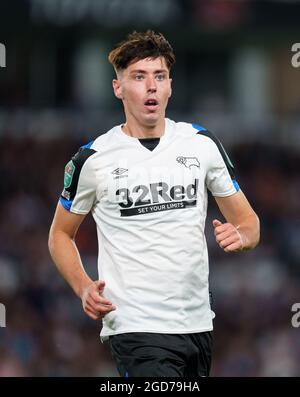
[108,30,175,72]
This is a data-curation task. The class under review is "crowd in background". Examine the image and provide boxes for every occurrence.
[0,128,299,376]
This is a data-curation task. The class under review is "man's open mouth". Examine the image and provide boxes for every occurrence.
[144,99,159,110]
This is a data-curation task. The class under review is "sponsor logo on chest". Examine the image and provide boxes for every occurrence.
[107,157,201,216]
[115,179,199,216]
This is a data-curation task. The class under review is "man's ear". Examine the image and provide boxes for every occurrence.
[112,79,123,99]
[168,78,172,98]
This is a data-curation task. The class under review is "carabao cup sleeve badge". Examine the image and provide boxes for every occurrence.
[64,160,75,188]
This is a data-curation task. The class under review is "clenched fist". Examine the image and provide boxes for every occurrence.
[81,280,116,320]
[213,219,244,252]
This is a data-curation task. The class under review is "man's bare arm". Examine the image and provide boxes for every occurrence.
[48,203,116,319]
[213,190,260,252]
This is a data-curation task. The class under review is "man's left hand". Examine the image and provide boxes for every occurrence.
[212,219,244,252]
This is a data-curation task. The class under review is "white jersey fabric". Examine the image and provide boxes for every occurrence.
[59,118,239,340]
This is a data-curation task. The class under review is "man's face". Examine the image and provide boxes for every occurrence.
[113,57,172,128]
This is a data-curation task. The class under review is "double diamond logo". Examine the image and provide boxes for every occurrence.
[112,168,128,176]
[112,168,128,178]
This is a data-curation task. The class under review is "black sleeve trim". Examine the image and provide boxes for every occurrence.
[61,147,96,201]
[196,129,235,179]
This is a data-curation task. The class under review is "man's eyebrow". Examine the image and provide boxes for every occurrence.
[154,69,168,74]
[129,69,168,74]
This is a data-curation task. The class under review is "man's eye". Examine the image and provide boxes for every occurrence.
[156,74,165,81]
[135,75,143,80]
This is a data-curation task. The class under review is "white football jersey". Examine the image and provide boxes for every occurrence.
[60,118,239,340]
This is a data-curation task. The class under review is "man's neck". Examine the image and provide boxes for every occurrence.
[122,119,165,139]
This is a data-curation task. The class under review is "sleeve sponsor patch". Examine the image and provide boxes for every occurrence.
[64,160,75,188]
[60,147,97,212]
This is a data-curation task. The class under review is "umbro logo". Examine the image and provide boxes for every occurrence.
[112,168,128,179]
[112,168,128,175]
[176,156,200,169]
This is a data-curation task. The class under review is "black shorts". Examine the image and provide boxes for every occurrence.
[108,331,213,377]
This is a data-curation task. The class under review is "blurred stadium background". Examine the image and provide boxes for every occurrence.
[1,0,300,376]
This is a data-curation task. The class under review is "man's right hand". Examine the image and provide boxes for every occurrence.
[81,280,116,320]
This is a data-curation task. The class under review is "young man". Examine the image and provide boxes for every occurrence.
[48,31,260,377]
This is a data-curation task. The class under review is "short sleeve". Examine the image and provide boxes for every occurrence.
[204,133,240,197]
[59,147,97,214]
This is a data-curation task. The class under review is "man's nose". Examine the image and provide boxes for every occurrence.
[146,76,157,92]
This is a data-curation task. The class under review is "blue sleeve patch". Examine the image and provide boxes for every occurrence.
[81,140,94,149]
[192,123,207,132]
[232,179,240,192]
[59,197,73,211]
